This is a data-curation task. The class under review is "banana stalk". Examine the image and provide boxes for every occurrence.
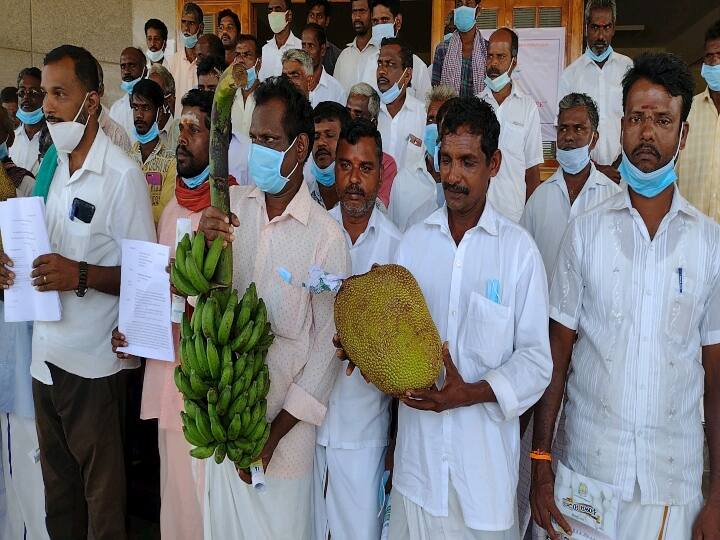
[209,64,247,287]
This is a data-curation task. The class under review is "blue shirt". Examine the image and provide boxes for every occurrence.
[0,301,35,418]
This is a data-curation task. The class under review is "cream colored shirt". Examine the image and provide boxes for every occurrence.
[167,50,198,117]
[226,183,351,478]
[677,88,720,222]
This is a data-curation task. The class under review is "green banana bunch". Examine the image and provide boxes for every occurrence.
[174,282,276,467]
[171,232,225,296]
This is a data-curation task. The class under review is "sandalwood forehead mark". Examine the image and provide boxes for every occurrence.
[180,112,201,126]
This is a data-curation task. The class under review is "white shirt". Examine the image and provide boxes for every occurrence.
[228,133,251,186]
[317,205,402,449]
[30,128,156,384]
[258,32,302,81]
[9,125,42,175]
[166,50,198,117]
[361,51,432,102]
[99,106,131,152]
[231,90,256,137]
[377,93,425,172]
[479,84,544,223]
[109,93,135,140]
[549,187,720,506]
[309,68,347,108]
[388,157,439,232]
[333,38,379,92]
[558,51,633,166]
[521,164,620,280]
[393,203,552,530]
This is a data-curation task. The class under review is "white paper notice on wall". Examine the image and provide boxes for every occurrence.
[0,196,62,322]
[118,239,174,361]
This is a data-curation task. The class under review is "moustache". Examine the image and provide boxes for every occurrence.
[343,185,366,197]
[442,182,470,195]
[631,144,660,159]
[487,70,500,78]
[592,41,608,48]
[176,146,191,159]
[315,148,330,158]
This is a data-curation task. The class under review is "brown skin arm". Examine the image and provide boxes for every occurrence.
[692,343,720,539]
[525,165,542,201]
[237,409,299,483]
[28,254,120,295]
[530,320,576,539]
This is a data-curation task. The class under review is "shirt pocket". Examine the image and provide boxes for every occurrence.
[264,279,311,341]
[664,287,698,347]
[403,136,424,167]
[62,218,92,261]
[460,291,514,378]
[499,122,525,161]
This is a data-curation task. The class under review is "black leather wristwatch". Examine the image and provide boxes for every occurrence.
[76,261,88,297]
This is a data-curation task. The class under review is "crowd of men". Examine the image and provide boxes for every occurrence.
[1,0,720,538]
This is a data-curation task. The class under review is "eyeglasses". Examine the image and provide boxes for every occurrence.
[17,89,45,100]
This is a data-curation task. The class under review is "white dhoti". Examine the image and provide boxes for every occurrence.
[388,486,520,540]
[313,444,386,540]
[203,458,312,540]
[0,413,50,540]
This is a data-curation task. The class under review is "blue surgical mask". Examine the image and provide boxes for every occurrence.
[433,142,441,173]
[16,106,44,125]
[133,122,160,144]
[618,137,682,198]
[245,61,259,90]
[424,123,438,158]
[585,44,613,63]
[453,6,477,33]
[121,69,146,94]
[183,32,199,49]
[372,23,395,45]
[701,63,720,92]
[181,165,210,188]
[379,68,408,105]
[310,155,336,187]
[0,138,8,160]
[556,144,591,175]
[444,32,453,42]
[248,137,299,194]
[484,60,514,93]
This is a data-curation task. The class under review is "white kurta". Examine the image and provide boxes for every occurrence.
[393,203,551,532]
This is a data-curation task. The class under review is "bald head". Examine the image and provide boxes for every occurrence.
[489,28,518,58]
[196,34,225,65]
[120,47,146,81]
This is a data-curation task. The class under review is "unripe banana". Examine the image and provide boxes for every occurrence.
[202,236,224,281]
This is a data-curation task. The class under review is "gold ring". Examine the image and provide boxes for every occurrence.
[43,275,47,284]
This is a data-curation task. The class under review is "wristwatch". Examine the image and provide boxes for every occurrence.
[76,261,88,297]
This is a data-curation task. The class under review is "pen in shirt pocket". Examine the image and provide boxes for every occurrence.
[678,267,683,294]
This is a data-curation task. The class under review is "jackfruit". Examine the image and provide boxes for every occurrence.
[334,264,443,396]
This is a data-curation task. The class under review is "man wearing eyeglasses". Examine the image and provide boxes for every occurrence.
[9,67,46,175]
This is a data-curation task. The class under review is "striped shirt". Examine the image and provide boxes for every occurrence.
[550,186,720,505]
[677,88,720,222]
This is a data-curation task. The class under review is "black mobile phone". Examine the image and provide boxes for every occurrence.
[70,197,96,224]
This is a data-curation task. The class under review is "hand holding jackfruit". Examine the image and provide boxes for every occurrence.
[334,264,443,396]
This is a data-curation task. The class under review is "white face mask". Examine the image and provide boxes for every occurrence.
[47,93,90,155]
[268,11,288,34]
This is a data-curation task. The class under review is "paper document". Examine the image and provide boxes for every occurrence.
[118,239,174,361]
[0,197,62,322]
[547,462,621,540]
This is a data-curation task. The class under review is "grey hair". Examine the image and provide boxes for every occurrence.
[149,64,176,95]
[584,0,616,24]
[348,82,380,120]
[282,49,313,76]
[558,92,600,131]
[425,84,458,108]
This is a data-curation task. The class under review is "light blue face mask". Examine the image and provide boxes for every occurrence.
[618,136,682,198]
[433,142,441,173]
[585,44,613,63]
[181,165,210,188]
[183,32,199,49]
[372,23,395,45]
[310,155,336,187]
[484,60,514,93]
[120,69,146,94]
[424,123,438,158]
[134,122,160,144]
[16,106,44,125]
[556,144,591,175]
[379,68,408,105]
[453,6,477,33]
[245,61,259,90]
[701,63,720,92]
[444,32,453,42]
[248,137,299,194]
[0,138,8,160]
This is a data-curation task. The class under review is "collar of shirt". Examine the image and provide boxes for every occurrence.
[315,68,331,89]
[328,203,381,247]
[608,185,699,231]
[579,49,622,69]
[346,36,377,53]
[424,200,499,238]
[56,127,108,185]
[547,163,614,196]
[477,83,523,109]
[14,124,41,143]
[160,115,174,135]
[266,32,301,51]
[380,92,423,118]
[246,179,313,226]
